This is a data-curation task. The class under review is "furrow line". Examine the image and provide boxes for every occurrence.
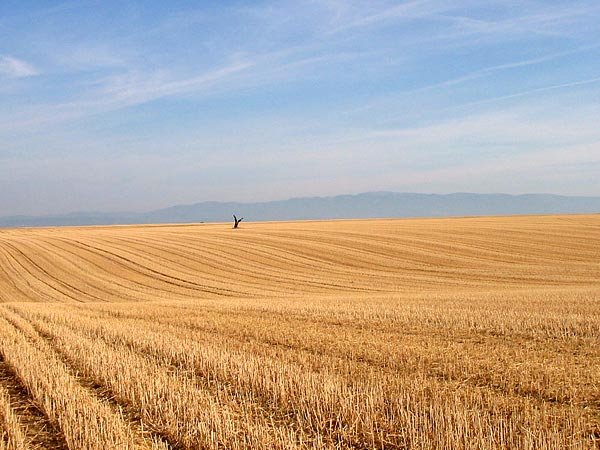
[259,228,591,271]
[0,242,57,303]
[9,239,108,301]
[29,307,406,449]
[96,235,288,294]
[124,232,355,276]
[0,361,36,450]
[47,237,193,301]
[60,302,600,423]
[0,240,83,302]
[201,233,508,287]
[1,309,177,450]
[103,235,377,294]
[108,309,600,414]
[103,235,313,294]
[51,235,237,300]
[0,310,161,450]
[38,236,272,299]
[14,306,326,450]
[2,241,98,302]
[27,237,130,301]
[153,232,396,287]
[66,238,241,297]
[0,244,30,303]
[0,321,69,450]
[2,307,175,450]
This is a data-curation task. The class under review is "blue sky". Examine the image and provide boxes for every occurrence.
[1,0,599,215]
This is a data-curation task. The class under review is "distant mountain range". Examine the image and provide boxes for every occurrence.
[1,192,599,228]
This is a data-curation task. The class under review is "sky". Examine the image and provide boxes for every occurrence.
[1,0,599,216]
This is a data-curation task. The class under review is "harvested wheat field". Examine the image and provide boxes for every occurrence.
[0,214,598,449]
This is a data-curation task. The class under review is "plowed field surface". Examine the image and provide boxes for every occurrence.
[0,215,598,449]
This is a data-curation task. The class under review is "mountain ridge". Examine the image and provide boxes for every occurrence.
[1,192,599,228]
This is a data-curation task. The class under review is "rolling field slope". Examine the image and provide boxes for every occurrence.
[0,215,599,449]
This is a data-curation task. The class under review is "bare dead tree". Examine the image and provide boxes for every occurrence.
[233,214,243,229]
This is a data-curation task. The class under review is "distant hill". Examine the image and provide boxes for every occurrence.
[1,192,599,228]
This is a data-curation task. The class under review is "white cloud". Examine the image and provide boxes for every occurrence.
[0,61,257,134]
[462,76,600,107]
[0,55,38,78]
[344,106,600,152]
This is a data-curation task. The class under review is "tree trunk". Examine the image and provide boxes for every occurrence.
[233,215,243,228]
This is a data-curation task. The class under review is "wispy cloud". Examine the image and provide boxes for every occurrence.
[323,0,600,44]
[326,0,446,34]
[399,140,600,188]
[432,1,600,41]
[404,112,594,145]
[0,43,380,132]
[0,62,257,136]
[1,1,600,214]
[398,45,600,97]
[0,55,38,78]
[343,42,600,119]
[460,76,600,108]
[98,61,256,106]
[51,44,127,72]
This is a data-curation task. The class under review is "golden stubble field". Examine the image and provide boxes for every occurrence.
[0,214,598,449]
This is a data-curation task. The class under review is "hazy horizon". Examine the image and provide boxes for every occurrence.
[2,1,600,216]
[2,190,600,218]
[4,190,600,217]
[1,191,599,231]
